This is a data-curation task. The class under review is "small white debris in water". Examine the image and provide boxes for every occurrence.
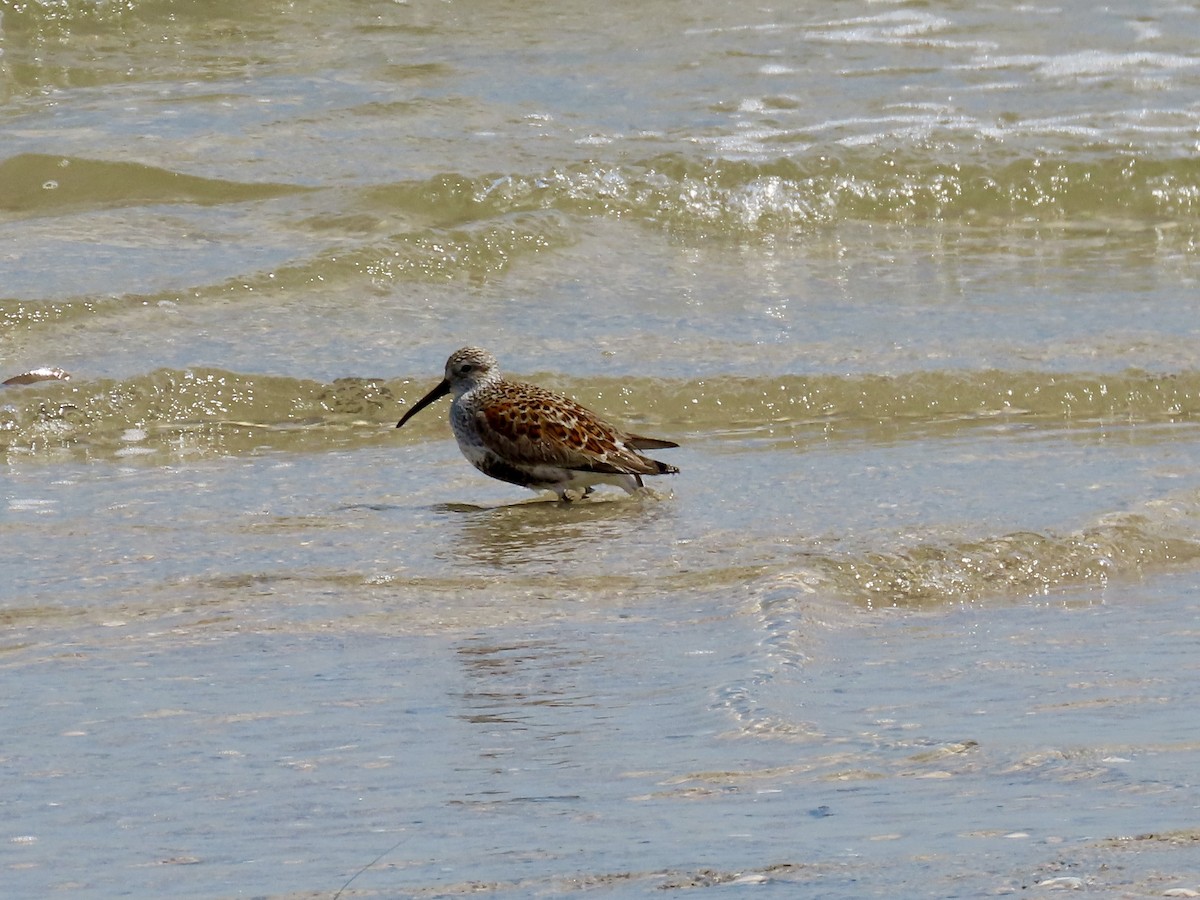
[1038,877,1083,890]
[730,874,769,885]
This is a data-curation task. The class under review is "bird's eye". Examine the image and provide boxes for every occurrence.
[459,364,474,374]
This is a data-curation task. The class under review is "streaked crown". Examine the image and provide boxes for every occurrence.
[444,346,500,394]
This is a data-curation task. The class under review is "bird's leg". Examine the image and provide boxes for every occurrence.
[555,486,592,503]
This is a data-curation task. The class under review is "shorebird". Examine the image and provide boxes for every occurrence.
[396,347,679,500]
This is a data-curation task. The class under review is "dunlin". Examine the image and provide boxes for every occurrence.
[396,347,679,500]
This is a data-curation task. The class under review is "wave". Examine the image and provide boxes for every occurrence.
[3,148,1196,312]
[0,154,306,216]
[4,149,1197,230]
[771,504,1200,610]
[456,499,1200,612]
[0,368,398,459]
[4,366,1199,460]
[343,152,1200,238]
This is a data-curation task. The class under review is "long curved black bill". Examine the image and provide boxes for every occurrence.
[396,379,450,428]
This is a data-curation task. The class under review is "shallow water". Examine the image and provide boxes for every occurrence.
[4,0,1200,897]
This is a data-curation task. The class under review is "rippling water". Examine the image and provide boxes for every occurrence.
[4,1,1200,897]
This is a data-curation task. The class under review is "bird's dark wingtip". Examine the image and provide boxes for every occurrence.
[627,435,680,451]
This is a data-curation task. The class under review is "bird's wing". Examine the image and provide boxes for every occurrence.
[475,382,665,476]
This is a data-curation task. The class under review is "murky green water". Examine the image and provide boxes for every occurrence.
[4,1,1200,897]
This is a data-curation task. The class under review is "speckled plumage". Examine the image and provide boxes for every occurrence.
[396,347,679,500]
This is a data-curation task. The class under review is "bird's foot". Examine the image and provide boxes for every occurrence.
[555,486,594,503]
